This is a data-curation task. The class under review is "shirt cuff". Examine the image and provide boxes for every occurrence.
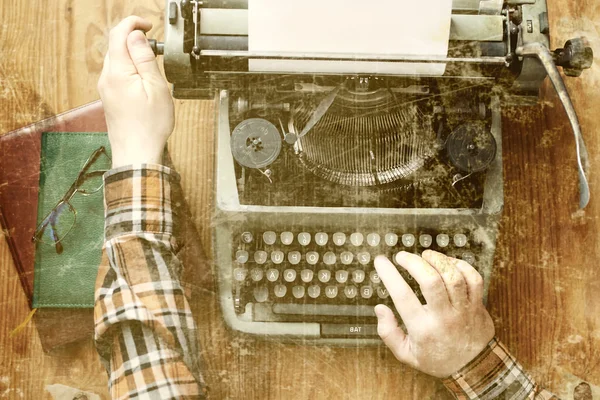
[103,164,180,240]
[442,337,537,400]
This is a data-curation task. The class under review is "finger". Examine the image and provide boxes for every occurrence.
[374,255,424,326]
[453,258,485,304]
[394,251,450,310]
[102,52,110,74]
[109,16,153,72]
[421,250,469,308]
[375,304,417,366]
[100,52,110,81]
[97,53,110,94]
[126,30,161,80]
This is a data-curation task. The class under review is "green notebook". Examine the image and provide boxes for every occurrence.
[33,132,111,308]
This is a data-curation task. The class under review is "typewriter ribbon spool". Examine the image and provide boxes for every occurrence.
[230,118,282,169]
[446,121,497,173]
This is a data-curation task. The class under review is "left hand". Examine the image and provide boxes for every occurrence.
[97,16,175,168]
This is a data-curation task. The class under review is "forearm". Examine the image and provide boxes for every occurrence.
[94,165,206,399]
[442,337,559,400]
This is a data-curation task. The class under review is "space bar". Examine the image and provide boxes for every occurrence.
[272,303,376,317]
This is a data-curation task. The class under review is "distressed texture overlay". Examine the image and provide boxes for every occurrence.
[0,1,599,399]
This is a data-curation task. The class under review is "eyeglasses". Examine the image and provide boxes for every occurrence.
[32,146,111,254]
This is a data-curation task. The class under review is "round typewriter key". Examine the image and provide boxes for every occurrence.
[352,270,366,283]
[231,118,282,169]
[301,269,314,283]
[385,233,399,247]
[274,284,287,298]
[263,231,277,245]
[402,234,416,247]
[271,251,284,264]
[250,268,264,282]
[234,268,248,282]
[323,252,336,265]
[306,251,319,265]
[377,287,390,299]
[454,234,468,248]
[436,234,450,248]
[298,232,311,246]
[266,269,279,282]
[308,285,321,299]
[357,252,371,265]
[315,232,329,246]
[344,285,358,299]
[292,285,306,299]
[333,232,346,246]
[335,270,349,283]
[318,270,331,283]
[253,286,269,303]
[367,233,381,247]
[361,286,373,299]
[325,286,338,299]
[280,232,294,245]
[254,251,268,264]
[419,234,433,248]
[369,271,381,284]
[340,251,354,265]
[235,250,249,264]
[350,232,364,246]
[288,251,301,265]
[462,252,476,265]
[283,269,297,282]
[241,232,253,244]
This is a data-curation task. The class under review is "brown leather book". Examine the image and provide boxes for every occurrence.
[0,100,107,306]
[0,101,106,350]
[0,101,207,351]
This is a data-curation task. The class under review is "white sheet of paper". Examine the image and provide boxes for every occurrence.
[248,0,453,76]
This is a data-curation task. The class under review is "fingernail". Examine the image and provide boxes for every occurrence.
[132,32,148,47]
[133,37,148,47]
[395,251,407,261]
[374,254,387,265]
[374,306,384,319]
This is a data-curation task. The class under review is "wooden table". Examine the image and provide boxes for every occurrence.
[1,1,598,399]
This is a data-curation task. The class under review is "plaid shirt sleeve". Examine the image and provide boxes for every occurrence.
[94,165,207,399]
[442,337,559,400]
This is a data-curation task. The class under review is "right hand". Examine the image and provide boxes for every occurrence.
[97,16,175,169]
[373,250,495,378]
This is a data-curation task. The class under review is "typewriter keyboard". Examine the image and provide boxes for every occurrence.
[231,230,482,320]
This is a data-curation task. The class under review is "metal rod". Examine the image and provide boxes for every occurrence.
[200,0,248,8]
[516,43,590,209]
[195,0,487,12]
[192,0,200,59]
[200,50,508,65]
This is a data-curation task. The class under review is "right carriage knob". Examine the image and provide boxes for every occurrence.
[554,38,594,77]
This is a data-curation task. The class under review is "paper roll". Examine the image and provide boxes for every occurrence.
[248,0,453,76]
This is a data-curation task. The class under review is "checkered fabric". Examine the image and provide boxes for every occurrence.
[93,165,558,400]
[94,165,207,399]
[443,337,559,399]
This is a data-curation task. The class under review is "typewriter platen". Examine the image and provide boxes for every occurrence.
[155,0,593,344]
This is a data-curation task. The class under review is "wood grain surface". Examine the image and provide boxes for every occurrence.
[1,1,599,399]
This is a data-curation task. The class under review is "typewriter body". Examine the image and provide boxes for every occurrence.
[157,0,593,344]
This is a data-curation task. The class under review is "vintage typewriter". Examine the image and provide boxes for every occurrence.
[153,0,593,344]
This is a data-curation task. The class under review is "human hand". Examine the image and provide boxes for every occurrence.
[374,250,495,378]
[97,16,174,168]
